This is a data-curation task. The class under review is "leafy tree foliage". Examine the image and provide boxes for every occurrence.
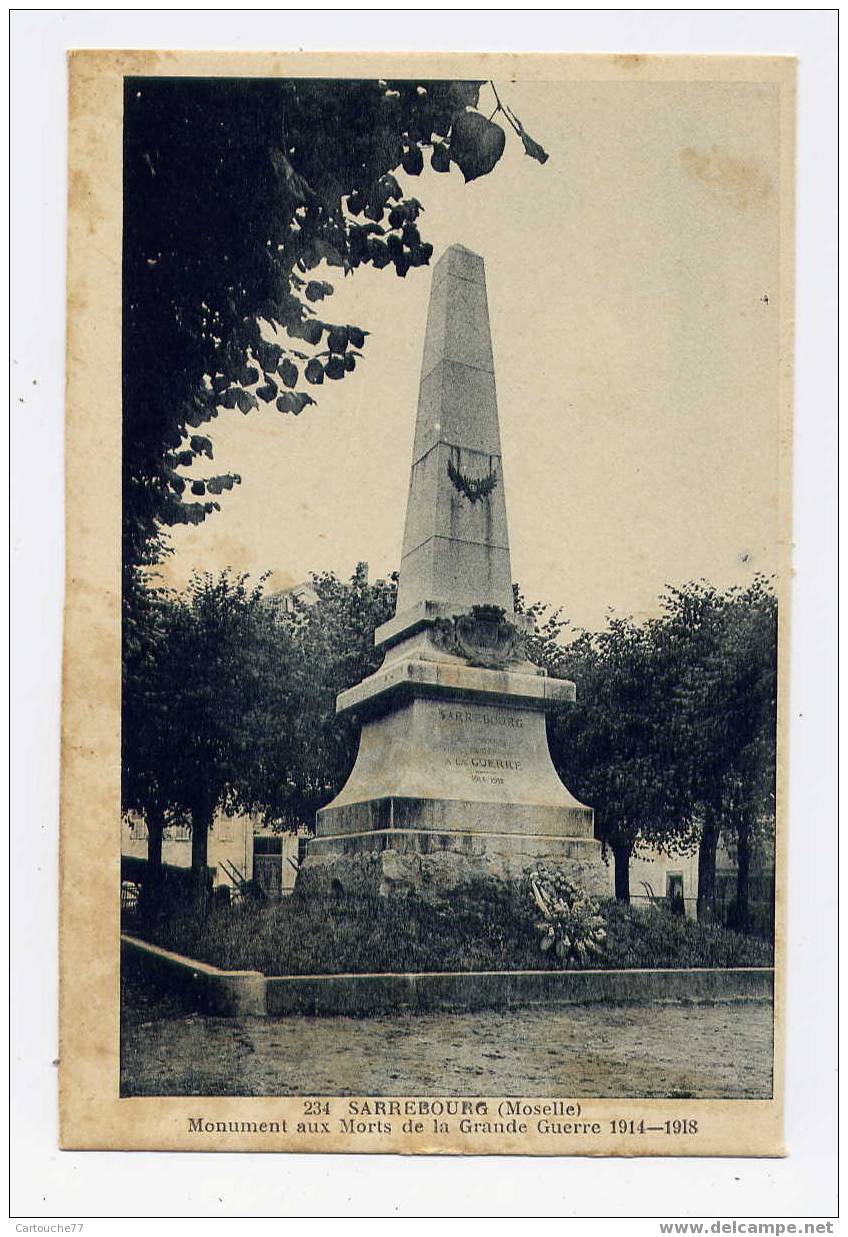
[124,563,775,923]
[151,571,289,884]
[123,76,546,573]
[121,578,178,888]
[266,565,398,826]
[517,588,692,900]
[122,565,398,895]
[660,578,777,924]
[549,619,697,903]
[522,578,777,919]
[513,583,573,674]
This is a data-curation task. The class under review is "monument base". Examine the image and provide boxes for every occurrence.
[313,690,597,836]
[298,826,611,901]
[300,659,614,901]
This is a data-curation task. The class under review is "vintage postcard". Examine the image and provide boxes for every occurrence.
[61,50,794,1155]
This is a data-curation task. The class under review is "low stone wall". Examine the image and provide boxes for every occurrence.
[265,966,773,1016]
[121,935,266,1016]
[122,934,773,1018]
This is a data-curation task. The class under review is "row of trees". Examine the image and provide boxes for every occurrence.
[519,577,777,926]
[124,567,777,927]
[122,565,397,894]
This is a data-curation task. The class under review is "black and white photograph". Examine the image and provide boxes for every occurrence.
[6,3,840,1223]
[108,60,788,1123]
[53,46,803,1161]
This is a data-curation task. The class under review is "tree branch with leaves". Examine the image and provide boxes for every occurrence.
[123,76,549,574]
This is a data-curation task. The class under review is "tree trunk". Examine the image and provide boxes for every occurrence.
[137,805,165,918]
[735,811,751,932]
[697,811,719,923]
[190,797,215,900]
[147,805,164,878]
[611,840,631,903]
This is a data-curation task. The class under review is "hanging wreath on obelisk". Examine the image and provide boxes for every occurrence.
[447,454,499,503]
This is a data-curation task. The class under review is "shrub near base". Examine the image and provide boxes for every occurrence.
[124,880,773,977]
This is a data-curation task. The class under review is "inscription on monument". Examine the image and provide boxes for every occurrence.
[438,706,527,785]
[452,756,522,770]
[437,707,525,728]
[445,753,522,786]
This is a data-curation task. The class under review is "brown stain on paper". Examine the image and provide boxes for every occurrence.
[611,53,646,70]
[680,145,774,212]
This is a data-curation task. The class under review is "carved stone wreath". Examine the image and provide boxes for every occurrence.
[431,605,524,669]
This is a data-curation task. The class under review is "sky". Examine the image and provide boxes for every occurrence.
[155,75,783,631]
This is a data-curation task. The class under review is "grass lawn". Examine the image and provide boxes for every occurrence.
[123,881,773,977]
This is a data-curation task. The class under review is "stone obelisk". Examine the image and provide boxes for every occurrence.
[300,245,611,898]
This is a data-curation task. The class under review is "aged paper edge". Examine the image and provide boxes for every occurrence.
[60,49,795,1156]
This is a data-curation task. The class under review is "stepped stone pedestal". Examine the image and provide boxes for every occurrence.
[299,245,612,900]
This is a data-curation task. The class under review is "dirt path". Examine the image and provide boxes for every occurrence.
[121,989,773,1098]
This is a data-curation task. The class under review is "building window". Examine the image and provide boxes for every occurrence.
[666,873,685,916]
